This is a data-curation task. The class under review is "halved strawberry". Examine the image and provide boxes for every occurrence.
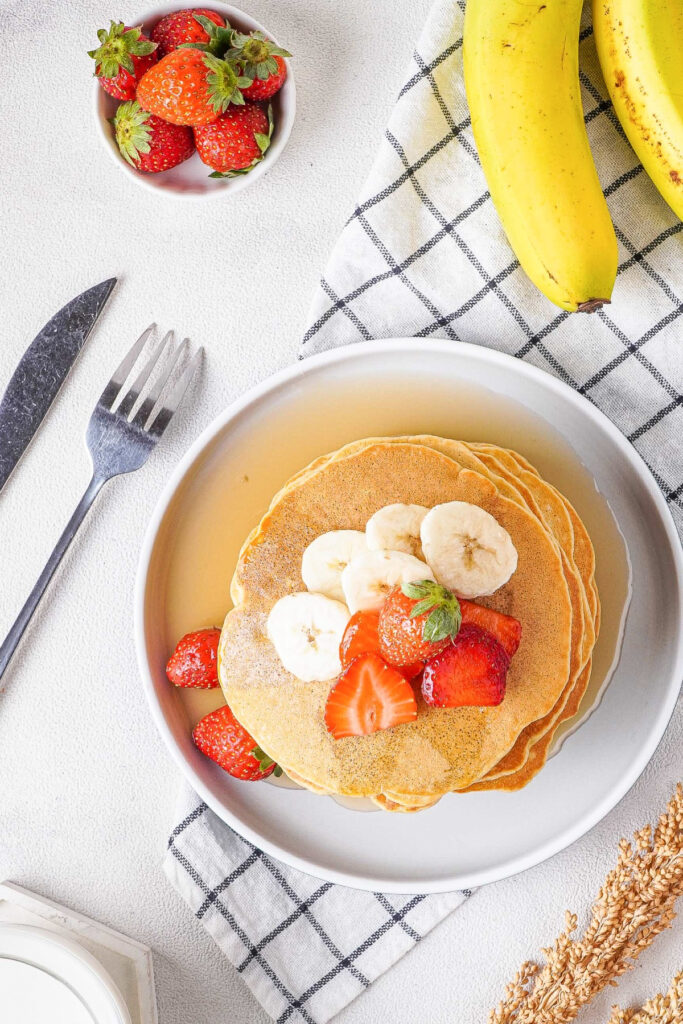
[422,623,508,709]
[459,600,521,659]
[340,611,422,680]
[324,654,418,739]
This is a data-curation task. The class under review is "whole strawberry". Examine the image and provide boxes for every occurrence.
[150,9,229,57]
[112,101,195,172]
[166,627,221,688]
[136,49,249,126]
[193,704,281,781]
[378,580,461,667]
[227,30,290,101]
[194,102,271,175]
[88,22,158,101]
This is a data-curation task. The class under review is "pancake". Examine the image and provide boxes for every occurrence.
[278,434,597,790]
[219,442,574,799]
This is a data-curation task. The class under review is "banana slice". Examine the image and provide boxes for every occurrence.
[420,501,517,598]
[267,592,350,682]
[302,530,368,602]
[366,503,429,559]
[341,550,435,613]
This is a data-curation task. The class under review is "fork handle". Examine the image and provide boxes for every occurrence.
[0,474,106,683]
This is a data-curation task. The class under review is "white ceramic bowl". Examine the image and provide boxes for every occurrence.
[135,340,683,892]
[0,926,131,1024]
[93,1,296,198]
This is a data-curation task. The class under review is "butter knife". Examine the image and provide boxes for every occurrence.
[0,278,116,493]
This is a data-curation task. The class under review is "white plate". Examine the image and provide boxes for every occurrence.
[135,340,683,893]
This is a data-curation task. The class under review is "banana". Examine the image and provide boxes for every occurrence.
[266,592,351,682]
[420,501,517,598]
[463,0,618,312]
[301,530,368,602]
[366,503,429,559]
[593,0,683,220]
[341,550,435,613]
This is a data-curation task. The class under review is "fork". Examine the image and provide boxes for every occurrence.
[0,325,202,683]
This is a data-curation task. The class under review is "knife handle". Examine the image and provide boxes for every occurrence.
[0,474,106,684]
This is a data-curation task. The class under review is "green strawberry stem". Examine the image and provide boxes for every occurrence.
[252,746,283,777]
[177,15,235,56]
[88,21,156,77]
[226,30,291,82]
[401,580,462,644]
[208,103,274,179]
[204,53,251,112]
[110,101,152,167]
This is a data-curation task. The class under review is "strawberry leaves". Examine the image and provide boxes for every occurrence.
[204,53,251,112]
[252,746,283,777]
[89,21,157,78]
[226,30,291,83]
[111,101,152,166]
[401,580,462,644]
[177,14,235,56]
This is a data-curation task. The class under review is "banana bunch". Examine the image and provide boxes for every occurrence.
[463,0,681,313]
[593,0,683,222]
[463,0,618,313]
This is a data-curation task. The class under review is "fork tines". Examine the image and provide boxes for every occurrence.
[100,324,203,437]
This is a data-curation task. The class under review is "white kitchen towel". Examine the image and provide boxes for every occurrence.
[165,1,682,1021]
[165,789,468,1024]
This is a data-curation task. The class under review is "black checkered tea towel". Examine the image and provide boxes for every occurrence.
[165,791,467,1023]
[165,1,682,1021]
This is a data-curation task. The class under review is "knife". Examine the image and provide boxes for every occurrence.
[0,278,117,493]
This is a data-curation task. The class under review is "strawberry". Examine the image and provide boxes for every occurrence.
[421,624,509,709]
[193,705,280,780]
[166,627,221,688]
[324,654,418,739]
[378,580,462,667]
[112,101,195,172]
[226,30,290,101]
[88,22,158,101]
[194,102,272,175]
[151,9,231,57]
[136,49,249,126]
[459,599,522,659]
[340,611,422,680]
[340,611,381,668]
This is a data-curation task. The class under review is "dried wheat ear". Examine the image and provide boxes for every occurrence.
[490,783,683,1024]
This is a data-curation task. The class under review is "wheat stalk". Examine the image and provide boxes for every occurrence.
[489,783,683,1024]
[608,970,683,1023]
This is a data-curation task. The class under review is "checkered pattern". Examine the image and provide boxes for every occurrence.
[166,2,682,1020]
[164,789,467,1023]
[302,1,683,536]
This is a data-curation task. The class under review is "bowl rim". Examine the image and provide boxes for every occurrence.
[135,338,683,892]
[92,0,296,200]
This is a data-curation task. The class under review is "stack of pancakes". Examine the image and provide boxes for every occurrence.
[218,438,599,812]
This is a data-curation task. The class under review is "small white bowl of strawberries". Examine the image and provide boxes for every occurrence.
[90,2,295,197]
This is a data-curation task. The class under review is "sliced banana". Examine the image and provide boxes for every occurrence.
[366,503,429,559]
[267,592,350,682]
[341,549,435,613]
[420,501,517,598]
[301,530,368,602]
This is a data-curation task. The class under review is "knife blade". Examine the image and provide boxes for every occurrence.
[0,278,116,493]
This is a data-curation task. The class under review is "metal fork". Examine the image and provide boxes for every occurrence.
[0,325,202,683]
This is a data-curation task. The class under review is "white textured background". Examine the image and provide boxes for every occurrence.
[0,0,681,1021]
